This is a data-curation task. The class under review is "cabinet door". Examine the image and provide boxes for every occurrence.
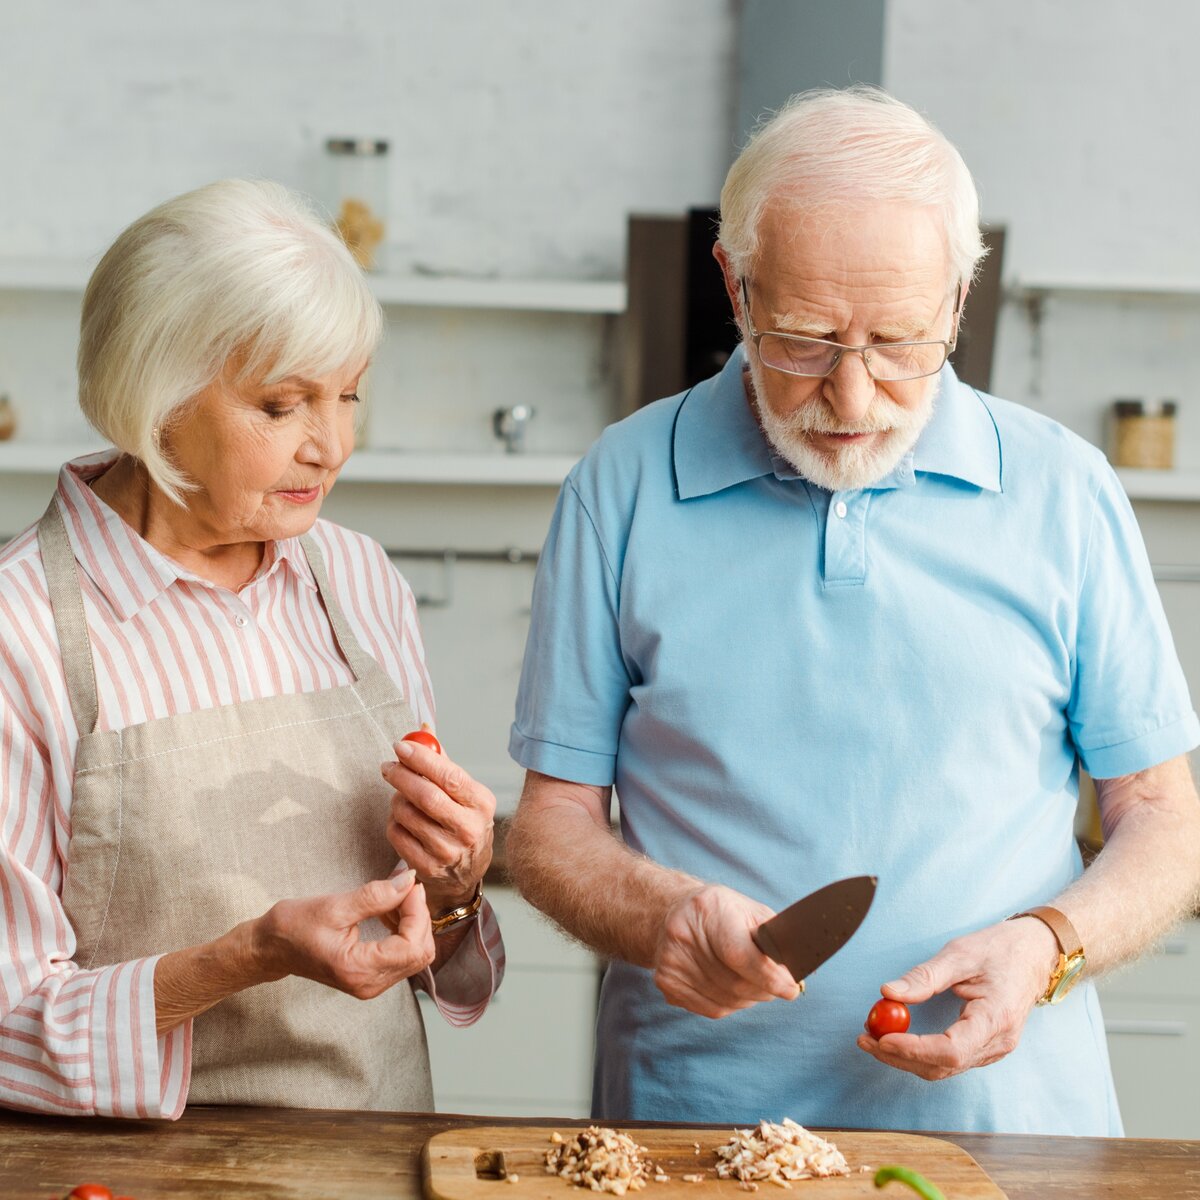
[1102,998,1200,1138]
[1099,921,1200,1138]
[419,887,600,1116]
[419,968,598,1117]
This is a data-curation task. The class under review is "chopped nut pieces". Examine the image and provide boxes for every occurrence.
[714,1120,850,1187]
[545,1127,665,1195]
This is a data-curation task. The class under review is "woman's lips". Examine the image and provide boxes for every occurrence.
[274,486,322,504]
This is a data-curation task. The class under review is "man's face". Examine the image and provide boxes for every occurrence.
[723,201,958,491]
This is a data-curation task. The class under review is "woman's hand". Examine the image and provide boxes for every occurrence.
[154,872,436,1034]
[382,739,495,912]
[251,870,436,1000]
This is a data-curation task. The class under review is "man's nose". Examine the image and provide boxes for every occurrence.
[823,351,876,424]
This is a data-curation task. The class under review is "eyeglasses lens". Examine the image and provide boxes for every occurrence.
[758,335,947,382]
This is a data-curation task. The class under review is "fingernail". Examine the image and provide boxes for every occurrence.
[883,980,904,992]
[395,741,415,759]
[391,869,416,890]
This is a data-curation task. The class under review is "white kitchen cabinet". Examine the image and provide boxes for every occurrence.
[1099,919,1200,1138]
[418,886,600,1117]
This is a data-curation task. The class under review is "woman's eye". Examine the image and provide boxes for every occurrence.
[341,392,361,404]
[263,405,298,420]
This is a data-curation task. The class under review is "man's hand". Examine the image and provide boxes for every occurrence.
[383,739,495,912]
[251,870,436,1000]
[653,884,802,1018]
[856,916,1060,1080]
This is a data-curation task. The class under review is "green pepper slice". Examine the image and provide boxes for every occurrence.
[873,1165,947,1200]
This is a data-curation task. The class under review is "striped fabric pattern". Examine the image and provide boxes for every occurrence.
[0,452,503,1118]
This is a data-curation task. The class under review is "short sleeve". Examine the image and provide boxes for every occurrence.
[1068,466,1200,777]
[508,477,633,786]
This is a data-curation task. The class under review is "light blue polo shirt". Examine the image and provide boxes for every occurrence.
[509,349,1199,1135]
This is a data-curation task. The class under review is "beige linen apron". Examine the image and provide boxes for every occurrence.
[39,502,433,1110]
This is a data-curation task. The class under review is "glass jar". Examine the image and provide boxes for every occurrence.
[1111,398,1176,470]
[0,395,15,442]
[325,138,389,271]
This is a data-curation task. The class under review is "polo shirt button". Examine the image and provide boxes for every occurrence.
[234,614,248,628]
[834,500,848,519]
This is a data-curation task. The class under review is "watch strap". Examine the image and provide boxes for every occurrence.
[430,882,484,934]
[1011,905,1084,957]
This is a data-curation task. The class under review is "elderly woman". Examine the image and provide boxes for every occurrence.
[0,180,503,1118]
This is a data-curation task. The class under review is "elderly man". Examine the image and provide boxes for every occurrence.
[506,87,1200,1135]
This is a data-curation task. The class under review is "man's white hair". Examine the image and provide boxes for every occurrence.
[78,178,382,504]
[719,86,986,286]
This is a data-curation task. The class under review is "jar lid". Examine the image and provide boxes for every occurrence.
[325,137,389,156]
[1114,399,1177,417]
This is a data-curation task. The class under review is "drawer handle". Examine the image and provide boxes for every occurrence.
[1105,1019,1187,1037]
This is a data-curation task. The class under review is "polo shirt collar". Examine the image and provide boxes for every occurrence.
[673,346,774,500]
[56,451,318,623]
[672,352,1003,499]
[910,363,1003,493]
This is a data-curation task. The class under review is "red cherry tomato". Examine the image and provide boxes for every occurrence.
[867,998,911,1039]
[68,1187,114,1200]
[401,729,443,756]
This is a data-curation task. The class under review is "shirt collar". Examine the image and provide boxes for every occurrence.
[672,346,775,500]
[910,363,1003,493]
[55,451,317,622]
[672,352,1002,500]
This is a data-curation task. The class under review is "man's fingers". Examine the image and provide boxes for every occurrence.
[721,935,802,1001]
[882,946,967,1003]
[858,1001,1008,1080]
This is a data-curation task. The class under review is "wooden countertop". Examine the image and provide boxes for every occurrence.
[1,1108,1197,1199]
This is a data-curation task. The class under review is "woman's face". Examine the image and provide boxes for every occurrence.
[162,358,365,546]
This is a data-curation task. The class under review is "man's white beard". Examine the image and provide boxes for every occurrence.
[746,354,936,492]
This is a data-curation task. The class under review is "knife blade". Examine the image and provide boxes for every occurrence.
[752,874,877,984]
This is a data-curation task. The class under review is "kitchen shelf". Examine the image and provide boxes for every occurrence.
[0,441,577,487]
[1008,276,1200,299]
[0,256,626,314]
[1116,468,1200,501]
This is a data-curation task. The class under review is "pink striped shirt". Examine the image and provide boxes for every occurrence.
[0,451,504,1119]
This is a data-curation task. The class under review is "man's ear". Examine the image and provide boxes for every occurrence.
[712,243,744,326]
[951,279,970,341]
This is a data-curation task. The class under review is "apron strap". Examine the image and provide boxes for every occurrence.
[298,534,382,684]
[36,501,101,737]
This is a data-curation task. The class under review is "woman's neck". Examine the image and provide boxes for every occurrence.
[89,455,266,592]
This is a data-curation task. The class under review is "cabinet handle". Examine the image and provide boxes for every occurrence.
[1105,1019,1187,1037]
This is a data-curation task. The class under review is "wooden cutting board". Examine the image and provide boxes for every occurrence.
[423,1126,1008,1200]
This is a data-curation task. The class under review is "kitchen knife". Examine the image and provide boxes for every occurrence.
[752,874,877,985]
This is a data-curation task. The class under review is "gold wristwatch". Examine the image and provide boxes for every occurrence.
[1009,905,1086,1005]
[430,882,484,935]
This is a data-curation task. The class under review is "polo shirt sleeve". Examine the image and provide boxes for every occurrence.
[1068,464,1200,778]
[509,474,632,787]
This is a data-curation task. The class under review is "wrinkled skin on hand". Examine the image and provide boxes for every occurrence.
[253,870,436,1000]
[856,915,1060,1080]
[653,883,803,1019]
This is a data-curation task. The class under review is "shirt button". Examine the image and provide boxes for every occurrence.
[834,500,848,519]
[234,615,249,628]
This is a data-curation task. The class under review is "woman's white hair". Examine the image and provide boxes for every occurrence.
[78,178,382,503]
[719,86,986,286]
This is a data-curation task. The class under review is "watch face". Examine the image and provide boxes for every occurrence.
[1049,954,1087,1004]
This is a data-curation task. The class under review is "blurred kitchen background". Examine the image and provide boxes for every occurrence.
[1,0,1197,1133]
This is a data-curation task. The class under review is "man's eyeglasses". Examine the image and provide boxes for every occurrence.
[739,278,961,383]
